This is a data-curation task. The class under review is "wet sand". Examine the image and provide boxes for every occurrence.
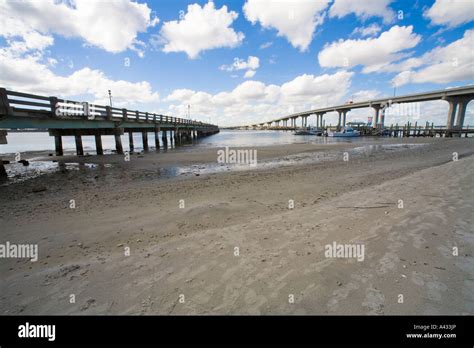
[0,137,473,314]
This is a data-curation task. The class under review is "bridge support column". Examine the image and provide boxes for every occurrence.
[446,99,457,132]
[162,130,168,147]
[54,135,63,156]
[114,134,124,155]
[155,128,160,150]
[455,97,471,130]
[316,114,322,128]
[95,134,103,155]
[129,131,134,152]
[445,96,472,136]
[142,131,149,152]
[337,110,342,129]
[75,135,84,156]
[372,105,381,128]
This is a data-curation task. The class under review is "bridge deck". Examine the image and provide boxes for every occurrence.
[0,88,219,172]
[0,88,218,132]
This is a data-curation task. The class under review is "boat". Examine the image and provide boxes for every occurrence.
[328,126,360,137]
[294,127,323,136]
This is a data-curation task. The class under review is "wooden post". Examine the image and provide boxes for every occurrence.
[95,134,103,155]
[106,106,112,121]
[49,96,59,117]
[0,88,12,116]
[122,108,128,121]
[142,131,149,151]
[162,129,167,147]
[115,134,124,155]
[75,135,84,156]
[0,159,7,178]
[129,131,134,152]
[55,135,63,156]
[155,128,160,150]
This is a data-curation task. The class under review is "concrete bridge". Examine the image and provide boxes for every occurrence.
[0,88,219,177]
[244,85,474,134]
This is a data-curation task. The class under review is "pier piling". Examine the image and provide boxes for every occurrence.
[162,130,167,147]
[142,131,149,152]
[74,135,84,156]
[95,134,103,155]
[0,159,6,178]
[54,135,63,156]
[155,128,160,150]
[114,134,124,155]
[129,132,134,152]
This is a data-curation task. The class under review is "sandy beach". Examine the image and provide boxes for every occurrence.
[0,137,473,315]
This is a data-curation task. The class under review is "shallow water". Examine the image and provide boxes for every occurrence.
[1,130,385,155]
[0,130,430,184]
[1,143,428,185]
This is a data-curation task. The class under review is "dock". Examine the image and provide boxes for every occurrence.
[0,88,219,177]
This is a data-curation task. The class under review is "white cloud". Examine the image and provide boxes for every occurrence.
[259,41,273,49]
[351,89,381,101]
[424,0,474,28]
[280,71,352,102]
[0,49,160,107]
[220,56,260,78]
[220,56,260,71]
[329,0,395,23]
[244,70,257,78]
[351,23,382,37]
[160,2,244,59]
[391,29,474,86]
[243,0,331,51]
[163,70,353,126]
[318,25,422,73]
[0,0,158,55]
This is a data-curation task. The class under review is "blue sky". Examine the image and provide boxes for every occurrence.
[0,0,473,126]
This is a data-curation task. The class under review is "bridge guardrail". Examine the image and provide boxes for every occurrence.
[0,88,217,129]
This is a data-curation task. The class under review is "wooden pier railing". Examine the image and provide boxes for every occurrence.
[0,88,219,170]
[0,88,218,130]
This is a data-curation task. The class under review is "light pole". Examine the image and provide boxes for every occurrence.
[108,89,112,107]
[187,104,190,120]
